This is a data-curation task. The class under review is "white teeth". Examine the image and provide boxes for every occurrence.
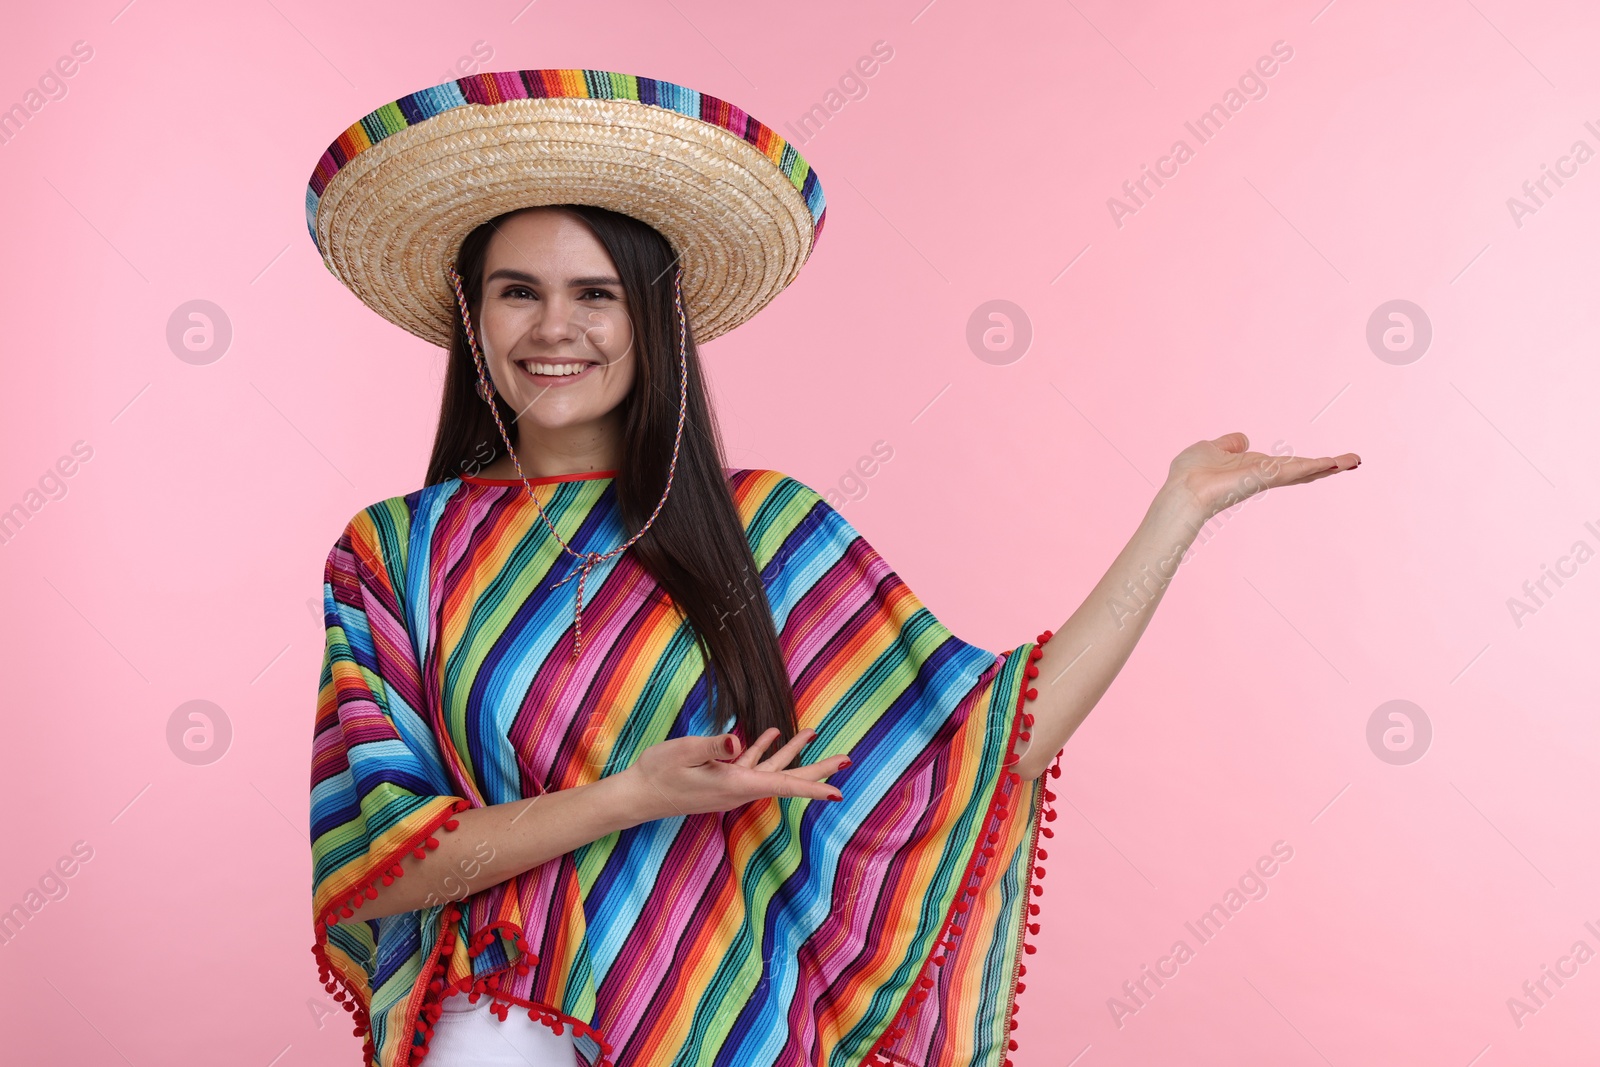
[520,361,590,376]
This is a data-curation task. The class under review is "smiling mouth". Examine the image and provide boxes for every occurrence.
[516,359,600,384]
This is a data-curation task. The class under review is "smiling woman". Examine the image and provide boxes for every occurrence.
[304,66,1357,1067]
[306,69,1064,1067]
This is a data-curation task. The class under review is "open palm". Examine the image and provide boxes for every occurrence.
[1166,432,1360,521]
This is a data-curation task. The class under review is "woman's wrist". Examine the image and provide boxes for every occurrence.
[601,765,674,828]
[1149,480,1211,548]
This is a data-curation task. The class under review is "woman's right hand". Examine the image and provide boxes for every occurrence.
[619,727,849,821]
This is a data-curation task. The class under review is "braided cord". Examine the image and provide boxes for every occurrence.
[446,263,690,657]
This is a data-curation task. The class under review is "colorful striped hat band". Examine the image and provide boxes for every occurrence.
[306,68,828,349]
[446,261,690,658]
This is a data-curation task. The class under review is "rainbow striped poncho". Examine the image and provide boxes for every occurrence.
[310,468,1060,1067]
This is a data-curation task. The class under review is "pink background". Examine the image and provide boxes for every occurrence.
[3,0,1598,1064]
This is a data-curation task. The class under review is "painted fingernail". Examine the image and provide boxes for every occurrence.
[838,758,852,768]
[828,792,843,802]
[724,736,738,755]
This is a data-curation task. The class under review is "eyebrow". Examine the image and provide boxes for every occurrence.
[484,268,623,287]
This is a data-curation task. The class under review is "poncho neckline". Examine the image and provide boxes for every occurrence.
[460,469,620,487]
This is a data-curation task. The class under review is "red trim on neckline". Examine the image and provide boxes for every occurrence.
[460,469,618,487]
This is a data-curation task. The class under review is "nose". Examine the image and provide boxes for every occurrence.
[530,294,583,346]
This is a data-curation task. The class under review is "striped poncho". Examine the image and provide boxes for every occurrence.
[310,467,1061,1067]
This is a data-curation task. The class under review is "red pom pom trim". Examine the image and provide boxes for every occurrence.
[310,797,473,1066]
[867,637,1060,1065]
[399,910,614,1067]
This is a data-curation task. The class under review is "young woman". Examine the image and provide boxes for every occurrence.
[307,70,1357,1067]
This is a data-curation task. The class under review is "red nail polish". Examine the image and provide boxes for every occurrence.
[839,758,852,768]
[724,736,737,756]
[829,793,843,802]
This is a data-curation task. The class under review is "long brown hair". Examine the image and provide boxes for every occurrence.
[423,204,798,744]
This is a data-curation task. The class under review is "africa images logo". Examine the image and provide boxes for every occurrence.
[1106,40,1296,229]
[1107,840,1295,1027]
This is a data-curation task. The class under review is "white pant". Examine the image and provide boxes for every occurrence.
[425,989,579,1065]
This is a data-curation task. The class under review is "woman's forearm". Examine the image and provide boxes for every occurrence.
[359,768,659,920]
[1013,483,1206,780]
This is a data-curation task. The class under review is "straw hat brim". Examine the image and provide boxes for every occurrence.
[306,72,827,347]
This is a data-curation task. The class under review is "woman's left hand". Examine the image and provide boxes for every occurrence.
[1163,432,1360,522]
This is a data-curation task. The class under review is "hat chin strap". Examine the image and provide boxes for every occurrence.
[446,263,690,658]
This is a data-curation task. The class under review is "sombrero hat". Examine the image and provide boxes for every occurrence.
[305,69,828,347]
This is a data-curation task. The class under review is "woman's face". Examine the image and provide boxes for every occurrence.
[476,208,636,436]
